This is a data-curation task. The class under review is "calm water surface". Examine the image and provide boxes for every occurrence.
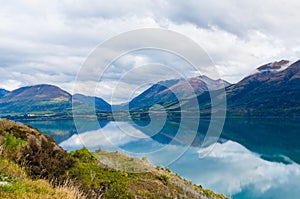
[20,118,300,199]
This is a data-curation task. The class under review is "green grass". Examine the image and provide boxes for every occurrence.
[0,158,85,199]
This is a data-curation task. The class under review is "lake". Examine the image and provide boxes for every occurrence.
[19,118,300,199]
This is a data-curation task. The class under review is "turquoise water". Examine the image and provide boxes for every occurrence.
[20,118,300,199]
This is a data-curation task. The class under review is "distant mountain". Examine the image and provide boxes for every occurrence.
[0,88,9,98]
[72,94,111,112]
[2,84,71,102]
[1,59,299,118]
[0,84,71,115]
[257,60,290,72]
[129,76,230,111]
[0,84,111,116]
[225,59,300,116]
[170,59,300,116]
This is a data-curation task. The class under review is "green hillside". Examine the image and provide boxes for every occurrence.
[0,119,227,199]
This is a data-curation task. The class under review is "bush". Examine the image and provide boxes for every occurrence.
[69,148,95,163]
[3,134,25,152]
[20,136,75,182]
[158,174,169,185]
[165,167,171,173]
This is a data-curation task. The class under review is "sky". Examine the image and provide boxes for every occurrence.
[0,0,300,103]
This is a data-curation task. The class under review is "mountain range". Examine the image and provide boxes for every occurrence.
[0,84,111,117]
[129,59,300,117]
[0,59,299,118]
[225,59,300,116]
[128,76,230,111]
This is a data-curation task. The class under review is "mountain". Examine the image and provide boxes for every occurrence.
[171,59,300,116]
[257,60,290,72]
[129,76,230,111]
[225,59,300,116]
[1,59,298,118]
[0,84,111,116]
[72,94,111,112]
[0,84,71,115]
[0,88,9,98]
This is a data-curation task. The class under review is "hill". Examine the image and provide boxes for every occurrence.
[225,59,300,116]
[0,85,111,117]
[0,89,9,98]
[129,76,230,111]
[161,59,300,117]
[0,119,227,199]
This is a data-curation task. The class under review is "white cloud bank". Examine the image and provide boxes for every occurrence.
[0,0,300,103]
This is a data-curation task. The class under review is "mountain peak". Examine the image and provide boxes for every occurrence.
[0,88,9,98]
[0,84,111,115]
[3,84,71,103]
[288,59,300,69]
[129,75,230,110]
[257,60,290,72]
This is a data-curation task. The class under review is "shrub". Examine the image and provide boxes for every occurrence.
[69,147,96,163]
[3,134,25,152]
[158,174,169,185]
[20,136,75,182]
[165,167,171,173]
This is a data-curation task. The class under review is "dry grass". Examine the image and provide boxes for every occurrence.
[95,150,155,173]
[0,179,86,199]
[0,159,86,199]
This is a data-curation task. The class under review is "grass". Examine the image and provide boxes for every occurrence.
[0,119,228,199]
[94,150,154,173]
[0,179,86,199]
[0,158,85,199]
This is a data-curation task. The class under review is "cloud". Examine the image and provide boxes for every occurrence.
[0,0,300,102]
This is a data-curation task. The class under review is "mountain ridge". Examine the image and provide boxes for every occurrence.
[129,59,300,117]
[129,75,230,111]
[0,88,9,98]
[0,59,299,118]
[0,84,111,116]
[174,59,300,116]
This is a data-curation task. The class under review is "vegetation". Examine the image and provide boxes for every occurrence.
[0,158,85,199]
[0,119,227,199]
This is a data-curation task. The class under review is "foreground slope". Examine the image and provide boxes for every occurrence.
[0,119,227,199]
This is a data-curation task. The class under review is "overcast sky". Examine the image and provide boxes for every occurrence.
[0,0,300,103]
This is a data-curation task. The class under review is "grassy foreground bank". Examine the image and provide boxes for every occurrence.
[0,119,227,199]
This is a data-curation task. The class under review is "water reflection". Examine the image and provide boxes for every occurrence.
[222,118,300,164]
[171,141,300,199]
[22,118,300,199]
[19,119,109,143]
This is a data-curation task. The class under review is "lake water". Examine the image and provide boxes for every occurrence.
[20,118,300,199]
